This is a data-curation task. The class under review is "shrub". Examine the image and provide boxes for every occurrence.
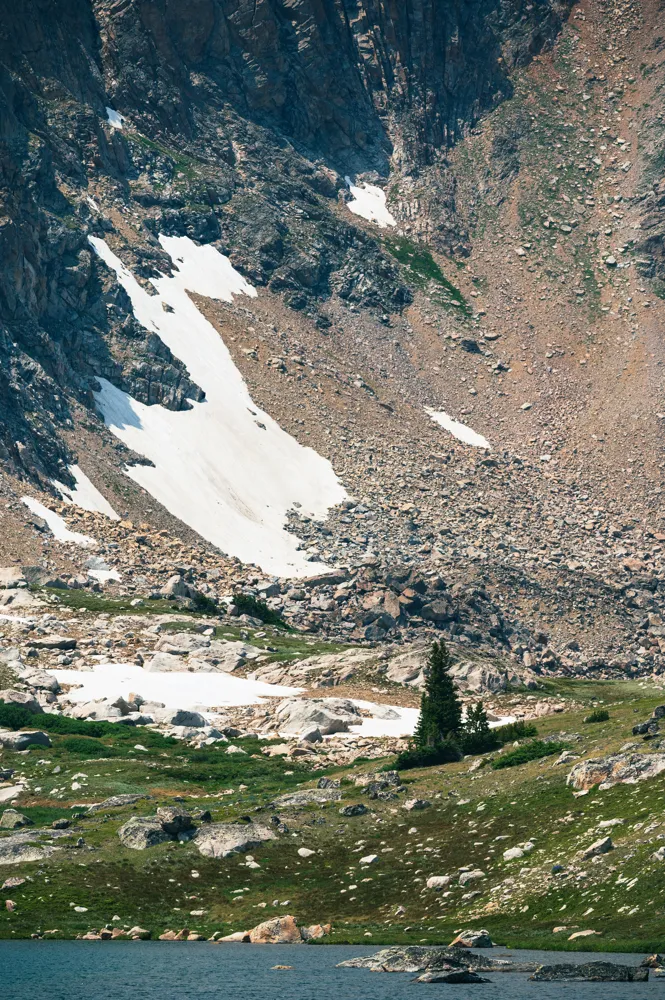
[584,708,610,724]
[233,593,285,627]
[58,737,120,757]
[491,739,566,770]
[394,739,463,770]
[491,720,538,744]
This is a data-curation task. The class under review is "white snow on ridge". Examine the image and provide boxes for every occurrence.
[88,235,347,577]
[426,408,491,450]
[344,176,396,229]
[51,663,302,712]
[21,497,95,548]
[53,464,119,520]
[106,108,125,129]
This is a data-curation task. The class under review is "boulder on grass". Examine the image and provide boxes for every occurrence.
[0,809,33,830]
[194,823,275,859]
[118,817,174,850]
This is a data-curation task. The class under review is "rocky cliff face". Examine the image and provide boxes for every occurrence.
[0,0,572,487]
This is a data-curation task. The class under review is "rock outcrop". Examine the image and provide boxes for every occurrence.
[567,753,665,791]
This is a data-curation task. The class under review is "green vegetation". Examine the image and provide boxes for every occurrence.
[232,592,286,628]
[2,679,665,949]
[383,236,471,314]
[398,645,537,768]
[584,708,610,724]
[491,739,567,770]
[412,641,463,748]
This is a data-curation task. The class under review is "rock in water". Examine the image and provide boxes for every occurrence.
[416,971,491,983]
[249,915,303,944]
[530,962,648,982]
[449,929,493,948]
[194,823,275,858]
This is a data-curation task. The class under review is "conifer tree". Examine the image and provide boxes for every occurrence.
[413,640,462,748]
[462,700,492,753]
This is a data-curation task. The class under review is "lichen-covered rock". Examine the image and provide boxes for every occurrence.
[0,809,33,830]
[530,962,648,982]
[567,753,665,791]
[118,816,174,850]
[449,929,493,948]
[248,915,303,944]
[194,822,275,858]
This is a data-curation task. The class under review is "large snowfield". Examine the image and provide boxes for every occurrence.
[51,662,303,712]
[88,236,346,577]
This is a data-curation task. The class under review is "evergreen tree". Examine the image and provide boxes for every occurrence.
[461,700,493,754]
[413,640,463,748]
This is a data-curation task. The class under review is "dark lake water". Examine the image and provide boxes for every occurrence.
[0,942,660,1000]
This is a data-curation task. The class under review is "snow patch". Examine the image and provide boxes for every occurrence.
[426,408,491,450]
[106,108,125,129]
[88,235,346,577]
[85,557,121,584]
[51,663,302,712]
[53,465,119,520]
[346,701,516,739]
[21,497,95,548]
[344,176,396,229]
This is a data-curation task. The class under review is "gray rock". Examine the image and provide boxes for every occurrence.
[156,806,194,835]
[88,794,149,815]
[416,971,491,984]
[163,709,207,727]
[0,809,33,830]
[582,836,613,858]
[530,962,648,982]
[354,770,401,788]
[339,803,368,817]
[275,697,360,736]
[29,636,76,651]
[194,822,275,858]
[403,799,431,811]
[0,730,51,750]
[0,689,43,713]
[567,753,665,791]
[273,788,342,808]
[0,840,59,864]
[118,816,174,850]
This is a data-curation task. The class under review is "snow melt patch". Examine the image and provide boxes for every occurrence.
[344,176,396,229]
[426,408,491,450]
[346,701,516,739]
[21,497,95,547]
[51,663,302,712]
[88,235,346,577]
[53,465,119,520]
[106,108,125,129]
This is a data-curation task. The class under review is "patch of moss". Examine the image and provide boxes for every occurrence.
[383,236,471,314]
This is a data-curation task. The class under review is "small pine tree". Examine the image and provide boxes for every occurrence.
[413,640,463,749]
[461,700,495,754]
[464,701,490,740]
